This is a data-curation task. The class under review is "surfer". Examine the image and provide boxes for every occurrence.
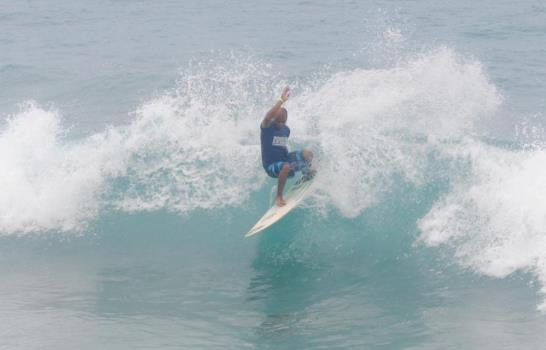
[260,86,314,207]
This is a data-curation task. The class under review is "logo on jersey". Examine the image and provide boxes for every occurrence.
[272,136,288,147]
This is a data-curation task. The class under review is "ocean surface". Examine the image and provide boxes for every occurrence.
[2,1,546,349]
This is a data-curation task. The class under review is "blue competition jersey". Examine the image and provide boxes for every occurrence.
[260,124,290,168]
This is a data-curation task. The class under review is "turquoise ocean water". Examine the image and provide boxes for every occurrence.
[2,1,546,349]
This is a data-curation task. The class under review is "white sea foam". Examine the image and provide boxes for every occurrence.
[419,141,546,311]
[0,58,271,234]
[0,103,126,234]
[0,49,501,234]
[291,47,501,216]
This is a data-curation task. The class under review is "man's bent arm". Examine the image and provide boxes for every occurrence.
[261,86,290,128]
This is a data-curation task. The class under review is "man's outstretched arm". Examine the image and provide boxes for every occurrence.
[261,86,290,128]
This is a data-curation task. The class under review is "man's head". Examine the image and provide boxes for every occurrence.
[274,108,288,129]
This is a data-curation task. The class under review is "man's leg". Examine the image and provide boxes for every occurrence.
[301,149,316,180]
[276,163,290,206]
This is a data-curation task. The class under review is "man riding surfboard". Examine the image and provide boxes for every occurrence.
[260,87,315,207]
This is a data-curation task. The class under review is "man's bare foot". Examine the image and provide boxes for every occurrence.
[276,197,286,207]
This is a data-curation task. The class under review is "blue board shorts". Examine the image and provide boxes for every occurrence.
[265,151,309,178]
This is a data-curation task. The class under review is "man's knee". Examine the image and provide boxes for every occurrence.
[280,163,290,174]
[302,149,313,162]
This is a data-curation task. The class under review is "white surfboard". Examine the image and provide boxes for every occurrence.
[245,176,315,237]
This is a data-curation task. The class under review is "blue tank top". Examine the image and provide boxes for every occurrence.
[260,125,290,168]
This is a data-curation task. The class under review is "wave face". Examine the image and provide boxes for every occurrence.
[4,47,546,314]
